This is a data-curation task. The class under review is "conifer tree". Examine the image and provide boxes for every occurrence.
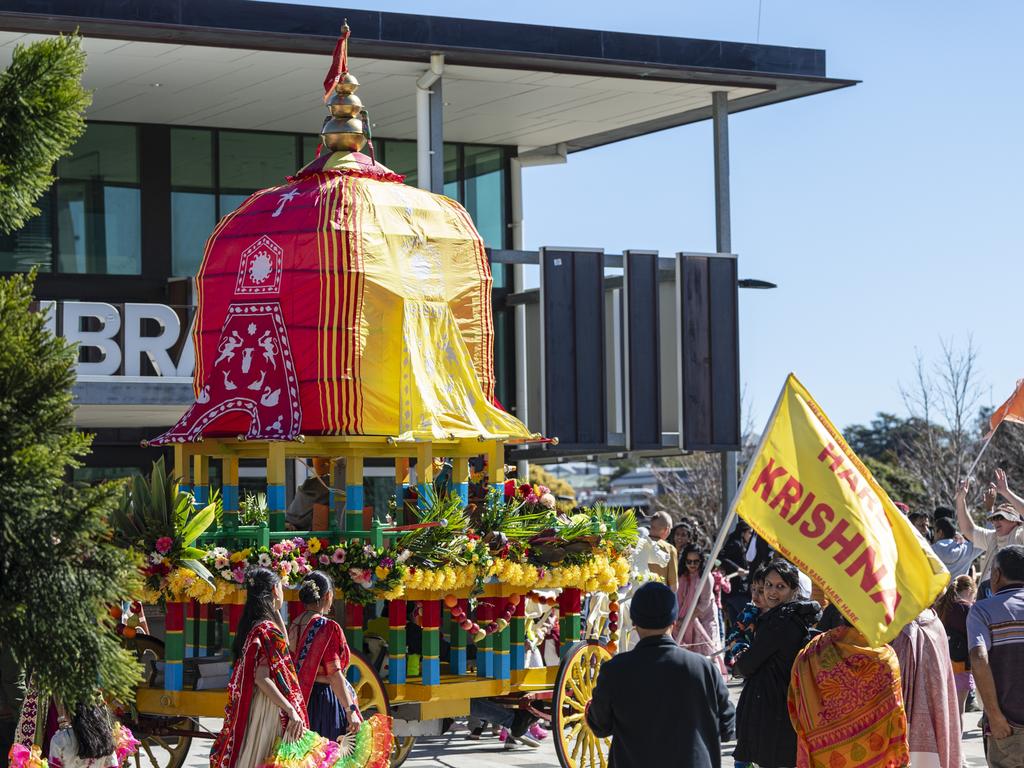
[0,34,91,234]
[0,272,140,706]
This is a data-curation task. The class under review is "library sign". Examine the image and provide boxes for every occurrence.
[41,301,194,378]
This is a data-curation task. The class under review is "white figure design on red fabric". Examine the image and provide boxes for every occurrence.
[149,303,301,444]
[215,331,244,366]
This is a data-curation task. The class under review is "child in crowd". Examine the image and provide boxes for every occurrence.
[710,561,732,642]
[724,564,767,670]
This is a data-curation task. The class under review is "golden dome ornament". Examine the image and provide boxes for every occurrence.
[321,21,367,154]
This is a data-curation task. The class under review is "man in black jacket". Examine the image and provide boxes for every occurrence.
[586,582,736,767]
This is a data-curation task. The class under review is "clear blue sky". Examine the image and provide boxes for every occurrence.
[275,0,1024,432]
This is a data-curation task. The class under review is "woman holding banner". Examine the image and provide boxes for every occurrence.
[732,560,821,768]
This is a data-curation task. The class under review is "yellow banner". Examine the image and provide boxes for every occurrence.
[735,374,949,646]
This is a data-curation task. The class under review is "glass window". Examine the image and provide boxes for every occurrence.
[171,129,216,276]
[0,197,52,272]
[171,128,213,188]
[218,131,297,194]
[464,146,505,250]
[171,192,216,276]
[55,124,141,274]
[302,135,323,166]
[443,144,460,202]
[384,140,417,187]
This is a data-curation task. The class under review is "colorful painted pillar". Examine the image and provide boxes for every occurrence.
[510,597,526,672]
[420,600,441,686]
[174,445,192,498]
[476,601,494,678]
[164,601,185,691]
[222,456,240,530]
[192,455,209,509]
[452,457,469,507]
[491,598,511,681]
[345,457,364,533]
[196,603,209,657]
[558,589,582,654]
[449,599,468,675]
[387,600,407,685]
[416,444,433,510]
[287,599,304,624]
[267,443,287,531]
[394,458,408,525]
[185,600,197,658]
[345,602,364,685]
[223,598,244,663]
[489,442,505,497]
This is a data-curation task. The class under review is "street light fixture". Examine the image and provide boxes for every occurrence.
[738,278,777,290]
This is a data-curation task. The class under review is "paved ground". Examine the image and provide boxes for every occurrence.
[179,685,989,768]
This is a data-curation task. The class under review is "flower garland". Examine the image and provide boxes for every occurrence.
[140,542,631,604]
[140,537,408,606]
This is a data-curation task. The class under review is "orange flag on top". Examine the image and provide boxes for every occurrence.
[988,379,1024,437]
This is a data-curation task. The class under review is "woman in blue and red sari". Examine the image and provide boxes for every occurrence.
[210,567,308,768]
[288,572,362,740]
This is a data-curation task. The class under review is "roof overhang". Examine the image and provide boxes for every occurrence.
[0,1,857,153]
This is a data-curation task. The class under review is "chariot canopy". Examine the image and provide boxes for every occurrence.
[151,24,530,446]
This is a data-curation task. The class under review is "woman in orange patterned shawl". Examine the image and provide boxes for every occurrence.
[788,622,910,768]
[210,568,308,768]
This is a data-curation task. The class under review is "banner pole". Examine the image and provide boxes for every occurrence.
[675,376,790,640]
[966,423,999,480]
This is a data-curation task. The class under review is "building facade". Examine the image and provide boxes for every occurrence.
[0,0,853,488]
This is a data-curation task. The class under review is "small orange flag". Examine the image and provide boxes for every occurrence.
[988,379,1024,437]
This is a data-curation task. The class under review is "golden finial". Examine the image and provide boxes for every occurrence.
[321,20,366,153]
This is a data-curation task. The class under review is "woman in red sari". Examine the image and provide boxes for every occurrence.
[211,567,307,768]
[289,572,362,741]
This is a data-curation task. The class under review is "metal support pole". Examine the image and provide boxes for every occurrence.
[416,54,444,193]
[713,90,738,520]
[429,77,444,193]
[510,156,529,482]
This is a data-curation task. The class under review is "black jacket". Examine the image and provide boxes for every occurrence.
[733,600,822,768]
[720,536,751,594]
[586,635,735,768]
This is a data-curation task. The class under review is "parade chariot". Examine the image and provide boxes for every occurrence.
[114,23,639,768]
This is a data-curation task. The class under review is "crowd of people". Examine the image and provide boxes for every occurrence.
[589,469,1024,768]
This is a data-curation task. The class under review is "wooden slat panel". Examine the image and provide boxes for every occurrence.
[623,250,661,450]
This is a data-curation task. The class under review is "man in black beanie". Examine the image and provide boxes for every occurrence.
[586,581,735,767]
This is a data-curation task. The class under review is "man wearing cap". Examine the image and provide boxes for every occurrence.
[956,470,1024,597]
[586,582,735,767]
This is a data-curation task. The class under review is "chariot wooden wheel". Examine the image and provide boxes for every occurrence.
[552,641,612,768]
[347,652,415,767]
[125,634,194,768]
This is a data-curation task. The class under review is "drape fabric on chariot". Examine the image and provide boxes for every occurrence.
[151,150,531,445]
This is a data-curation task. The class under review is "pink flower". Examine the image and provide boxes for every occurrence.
[271,543,284,556]
[319,554,330,565]
[9,744,29,768]
[232,565,246,583]
[155,537,173,555]
[331,548,346,564]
